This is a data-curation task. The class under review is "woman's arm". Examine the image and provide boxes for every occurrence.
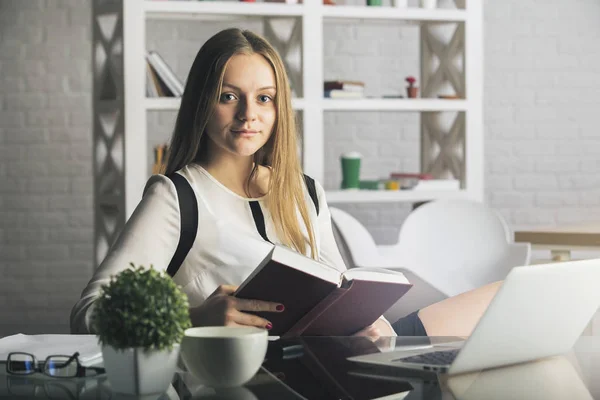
[69,174,181,334]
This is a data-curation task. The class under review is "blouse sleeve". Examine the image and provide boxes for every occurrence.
[314,179,348,273]
[69,174,181,334]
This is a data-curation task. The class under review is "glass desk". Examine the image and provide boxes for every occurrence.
[2,335,600,400]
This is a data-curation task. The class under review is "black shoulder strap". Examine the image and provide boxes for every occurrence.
[166,173,198,277]
[249,175,320,243]
[303,174,319,216]
[249,201,272,243]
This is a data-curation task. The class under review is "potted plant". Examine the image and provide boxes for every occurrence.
[406,76,419,98]
[91,264,192,395]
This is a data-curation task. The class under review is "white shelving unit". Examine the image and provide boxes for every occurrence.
[92,0,482,263]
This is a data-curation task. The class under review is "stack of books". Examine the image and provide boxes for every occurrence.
[389,172,460,191]
[323,80,365,99]
[146,51,185,98]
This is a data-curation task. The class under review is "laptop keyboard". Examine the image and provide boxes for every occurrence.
[395,348,461,366]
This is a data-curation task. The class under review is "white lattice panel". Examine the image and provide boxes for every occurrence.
[93,0,126,267]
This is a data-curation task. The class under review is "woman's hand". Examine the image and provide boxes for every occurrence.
[353,317,396,340]
[354,317,397,351]
[189,285,284,331]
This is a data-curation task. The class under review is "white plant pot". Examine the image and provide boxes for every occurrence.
[392,0,408,7]
[420,0,437,8]
[101,344,180,395]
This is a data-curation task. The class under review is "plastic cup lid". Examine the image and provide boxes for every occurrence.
[340,151,363,159]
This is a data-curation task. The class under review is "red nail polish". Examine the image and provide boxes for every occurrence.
[276,304,285,311]
[266,323,273,330]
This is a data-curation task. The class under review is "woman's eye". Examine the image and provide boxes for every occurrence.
[220,93,237,102]
[259,95,272,103]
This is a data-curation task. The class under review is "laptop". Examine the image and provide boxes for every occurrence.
[348,258,600,375]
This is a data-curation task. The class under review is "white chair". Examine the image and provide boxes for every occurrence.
[330,200,531,320]
[389,199,531,297]
[330,207,448,321]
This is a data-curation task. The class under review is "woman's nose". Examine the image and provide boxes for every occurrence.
[236,99,257,122]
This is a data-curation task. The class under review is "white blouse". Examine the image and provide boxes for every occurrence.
[70,164,348,334]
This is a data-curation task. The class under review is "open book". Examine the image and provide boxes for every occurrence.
[233,245,412,337]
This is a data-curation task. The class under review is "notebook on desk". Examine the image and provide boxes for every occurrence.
[0,334,102,367]
[349,258,600,375]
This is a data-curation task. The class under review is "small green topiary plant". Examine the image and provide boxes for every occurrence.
[91,264,192,352]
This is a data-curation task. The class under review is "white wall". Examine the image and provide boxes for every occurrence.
[1,0,599,335]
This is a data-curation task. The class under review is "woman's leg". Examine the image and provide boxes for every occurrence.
[417,281,503,337]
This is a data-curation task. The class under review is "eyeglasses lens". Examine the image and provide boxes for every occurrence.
[44,356,78,377]
[8,353,35,375]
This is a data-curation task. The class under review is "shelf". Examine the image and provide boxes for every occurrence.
[144,1,304,20]
[322,6,467,23]
[145,98,463,112]
[145,97,306,111]
[322,98,467,112]
[325,189,467,204]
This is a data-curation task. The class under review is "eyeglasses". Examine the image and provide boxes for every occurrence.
[6,351,105,378]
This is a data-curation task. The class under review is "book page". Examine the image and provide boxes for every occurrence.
[341,267,409,286]
[271,245,341,285]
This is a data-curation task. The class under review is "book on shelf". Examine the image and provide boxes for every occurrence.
[152,144,168,175]
[145,62,159,97]
[390,172,434,180]
[146,61,175,97]
[233,245,412,337]
[145,50,184,97]
[324,89,364,99]
[324,80,365,92]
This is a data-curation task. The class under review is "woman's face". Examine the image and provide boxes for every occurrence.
[204,53,277,160]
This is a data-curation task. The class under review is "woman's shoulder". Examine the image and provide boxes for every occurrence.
[142,165,202,201]
[143,173,177,197]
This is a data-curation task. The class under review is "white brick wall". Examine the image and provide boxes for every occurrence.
[486,0,600,232]
[1,0,600,335]
[0,0,94,336]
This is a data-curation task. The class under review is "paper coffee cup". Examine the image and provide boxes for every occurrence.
[340,152,362,190]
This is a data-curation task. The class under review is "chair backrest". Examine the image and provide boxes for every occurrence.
[396,199,516,296]
[329,207,381,268]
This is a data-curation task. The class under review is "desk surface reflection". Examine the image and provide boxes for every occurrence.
[2,336,600,400]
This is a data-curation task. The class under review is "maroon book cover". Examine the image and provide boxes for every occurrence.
[323,80,365,91]
[233,247,339,336]
[297,279,412,336]
[234,246,412,337]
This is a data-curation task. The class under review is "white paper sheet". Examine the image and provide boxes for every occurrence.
[0,334,102,367]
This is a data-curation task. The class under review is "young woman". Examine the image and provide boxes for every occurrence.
[71,28,500,337]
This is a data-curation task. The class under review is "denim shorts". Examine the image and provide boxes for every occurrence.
[391,310,428,336]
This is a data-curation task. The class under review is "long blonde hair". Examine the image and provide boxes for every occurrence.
[164,28,317,259]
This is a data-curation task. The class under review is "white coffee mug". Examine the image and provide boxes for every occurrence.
[180,327,268,388]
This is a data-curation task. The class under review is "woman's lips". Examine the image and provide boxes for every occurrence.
[231,129,259,138]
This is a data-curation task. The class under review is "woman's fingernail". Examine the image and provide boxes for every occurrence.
[276,304,285,311]
[266,323,273,330]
